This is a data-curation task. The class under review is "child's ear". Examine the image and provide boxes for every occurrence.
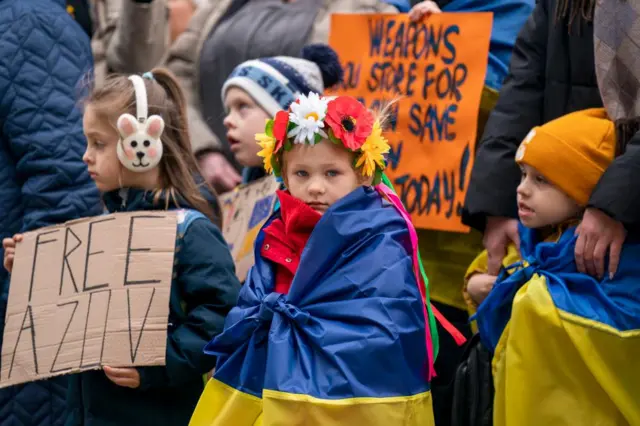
[145,115,165,140]
[359,172,374,186]
[117,114,138,138]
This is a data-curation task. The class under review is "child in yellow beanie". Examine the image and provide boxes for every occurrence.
[464,108,616,310]
[462,107,640,425]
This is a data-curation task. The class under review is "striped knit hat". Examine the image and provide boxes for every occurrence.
[221,44,343,116]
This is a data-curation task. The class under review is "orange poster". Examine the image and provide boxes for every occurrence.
[328,13,492,232]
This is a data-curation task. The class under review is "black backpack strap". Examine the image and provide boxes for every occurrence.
[451,333,494,426]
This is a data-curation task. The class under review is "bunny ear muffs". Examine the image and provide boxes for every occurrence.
[145,115,165,140]
[117,113,139,139]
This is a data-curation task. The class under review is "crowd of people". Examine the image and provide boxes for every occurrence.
[0,0,638,425]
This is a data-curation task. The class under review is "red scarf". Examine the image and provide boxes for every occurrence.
[261,190,321,294]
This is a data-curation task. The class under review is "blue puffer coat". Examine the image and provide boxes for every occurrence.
[0,0,102,424]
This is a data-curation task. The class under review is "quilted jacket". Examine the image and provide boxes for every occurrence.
[0,0,102,424]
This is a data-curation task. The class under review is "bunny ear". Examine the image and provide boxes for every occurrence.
[145,115,165,140]
[117,114,138,138]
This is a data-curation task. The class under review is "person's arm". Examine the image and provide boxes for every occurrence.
[105,0,169,74]
[589,133,640,227]
[463,0,549,231]
[163,2,242,192]
[163,0,224,155]
[573,136,639,279]
[137,218,241,389]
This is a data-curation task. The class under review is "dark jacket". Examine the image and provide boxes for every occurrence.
[241,166,267,185]
[65,189,241,426]
[0,0,102,424]
[66,0,93,37]
[463,0,603,231]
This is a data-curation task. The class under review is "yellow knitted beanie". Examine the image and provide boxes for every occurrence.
[515,108,615,206]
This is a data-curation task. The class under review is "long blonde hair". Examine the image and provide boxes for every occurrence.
[85,68,221,226]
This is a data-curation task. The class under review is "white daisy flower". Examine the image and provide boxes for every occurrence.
[288,92,329,144]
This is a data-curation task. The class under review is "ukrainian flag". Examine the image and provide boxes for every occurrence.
[190,187,434,426]
[475,225,640,425]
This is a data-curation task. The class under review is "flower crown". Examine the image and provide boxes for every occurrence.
[256,93,390,184]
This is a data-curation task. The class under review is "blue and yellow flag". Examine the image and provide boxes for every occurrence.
[190,187,434,426]
[475,225,640,425]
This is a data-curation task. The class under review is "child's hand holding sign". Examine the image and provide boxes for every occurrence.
[3,234,23,274]
[104,366,141,389]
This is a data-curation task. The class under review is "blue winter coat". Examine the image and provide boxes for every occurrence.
[65,189,241,426]
[0,0,102,424]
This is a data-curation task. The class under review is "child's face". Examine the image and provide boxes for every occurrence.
[223,88,270,168]
[283,141,367,215]
[82,104,123,192]
[517,164,582,228]
[82,104,160,192]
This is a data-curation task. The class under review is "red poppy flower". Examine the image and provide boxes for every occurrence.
[273,110,289,153]
[325,97,374,150]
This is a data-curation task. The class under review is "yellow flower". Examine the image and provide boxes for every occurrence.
[356,120,390,177]
[256,132,276,174]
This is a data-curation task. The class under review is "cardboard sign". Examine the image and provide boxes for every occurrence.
[0,212,177,388]
[328,13,492,232]
[220,176,280,282]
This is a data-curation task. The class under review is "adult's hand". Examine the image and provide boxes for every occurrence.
[198,151,242,194]
[408,1,441,21]
[484,217,520,275]
[575,207,626,279]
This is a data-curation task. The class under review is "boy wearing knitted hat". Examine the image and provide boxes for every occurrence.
[464,108,616,309]
[222,44,343,184]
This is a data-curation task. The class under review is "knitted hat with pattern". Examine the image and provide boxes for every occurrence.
[221,44,343,117]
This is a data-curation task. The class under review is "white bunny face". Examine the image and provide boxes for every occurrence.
[116,113,165,172]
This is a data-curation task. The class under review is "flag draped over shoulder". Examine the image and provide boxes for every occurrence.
[475,225,640,426]
[190,187,434,426]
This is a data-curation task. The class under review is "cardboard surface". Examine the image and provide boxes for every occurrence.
[220,176,280,282]
[0,212,177,388]
[328,13,492,233]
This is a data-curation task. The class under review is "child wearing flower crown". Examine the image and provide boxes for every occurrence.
[3,69,242,426]
[188,93,437,426]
